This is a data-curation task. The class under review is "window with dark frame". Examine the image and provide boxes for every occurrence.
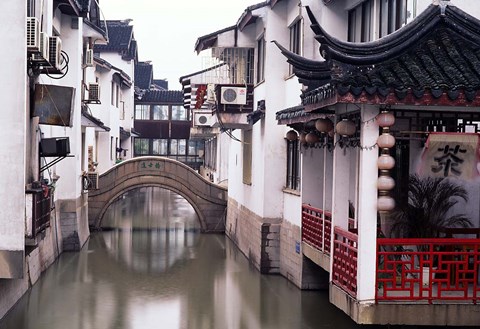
[288,18,302,75]
[134,104,150,120]
[286,139,300,190]
[242,130,252,185]
[348,0,372,42]
[256,35,266,83]
[152,105,168,120]
[380,0,410,38]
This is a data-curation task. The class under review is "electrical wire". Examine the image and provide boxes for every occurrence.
[45,50,69,80]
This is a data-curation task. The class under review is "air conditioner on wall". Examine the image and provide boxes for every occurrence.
[220,86,247,105]
[88,83,100,102]
[193,112,215,127]
[31,32,49,62]
[48,36,62,70]
[27,17,40,53]
[83,172,99,190]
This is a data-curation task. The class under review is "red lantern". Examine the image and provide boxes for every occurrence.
[286,130,298,141]
[336,119,356,137]
[305,132,319,144]
[299,132,307,144]
[315,118,334,133]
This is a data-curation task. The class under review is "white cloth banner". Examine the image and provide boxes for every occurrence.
[418,133,480,180]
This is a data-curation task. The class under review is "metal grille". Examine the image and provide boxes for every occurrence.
[200,47,254,85]
[32,189,51,237]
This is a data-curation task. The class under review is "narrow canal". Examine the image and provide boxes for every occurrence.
[1,187,411,328]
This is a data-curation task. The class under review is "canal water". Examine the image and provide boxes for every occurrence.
[1,187,401,329]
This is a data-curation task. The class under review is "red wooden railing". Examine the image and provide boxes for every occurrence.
[301,204,331,254]
[332,226,358,297]
[376,238,480,303]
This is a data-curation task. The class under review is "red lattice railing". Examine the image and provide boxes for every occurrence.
[376,238,480,303]
[301,204,331,254]
[333,226,358,297]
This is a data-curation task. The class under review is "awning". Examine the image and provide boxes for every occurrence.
[81,110,110,132]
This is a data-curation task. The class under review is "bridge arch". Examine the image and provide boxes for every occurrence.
[88,157,227,232]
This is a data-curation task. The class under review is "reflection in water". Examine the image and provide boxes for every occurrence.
[0,187,379,329]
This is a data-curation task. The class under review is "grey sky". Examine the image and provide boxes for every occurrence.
[99,0,260,90]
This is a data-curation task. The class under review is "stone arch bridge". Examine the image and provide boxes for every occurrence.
[88,156,227,232]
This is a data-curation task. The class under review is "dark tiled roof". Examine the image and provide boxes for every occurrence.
[153,79,168,90]
[135,62,153,90]
[138,90,183,103]
[93,55,132,87]
[94,20,134,56]
[276,4,480,110]
[56,0,85,16]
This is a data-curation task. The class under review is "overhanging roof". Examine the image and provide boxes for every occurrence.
[81,109,110,132]
[194,1,269,53]
[275,3,480,115]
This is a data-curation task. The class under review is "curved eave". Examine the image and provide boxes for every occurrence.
[306,4,480,66]
[83,20,108,43]
[272,40,330,83]
[194,26,236,53]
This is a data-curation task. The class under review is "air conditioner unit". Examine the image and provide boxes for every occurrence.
[27,17,40,53]
[31,32,49,62]
[85,49,94,67]
[48,36,62,70]
[220,86,247,105]
[40,137,70,157]
[193,112,215,127]
[83,172,99,190]
[88,83,100,102]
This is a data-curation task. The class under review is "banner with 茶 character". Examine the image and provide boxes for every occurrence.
[418,133,480,180]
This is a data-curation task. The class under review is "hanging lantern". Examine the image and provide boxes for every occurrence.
[299,132,307,144]
[286,130,298,141]
[315,118,334,133]
[377,133,396,148]
[336,119,356,137]
[305,132,319,144]
[377,196,396,211]
[377,154,395,170]
[377,176,395,190]
[376,111,395,128]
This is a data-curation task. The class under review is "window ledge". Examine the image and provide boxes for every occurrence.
[283,187,300,196]
[284,73,296,81]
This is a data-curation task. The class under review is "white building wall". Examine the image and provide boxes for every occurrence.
[0,0,27,270]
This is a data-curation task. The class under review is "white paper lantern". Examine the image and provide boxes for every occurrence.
[377,154,395,170]
[377,176,395,190]
[377,196,396,211]
[377,111,395,128]
[377,133,396,148]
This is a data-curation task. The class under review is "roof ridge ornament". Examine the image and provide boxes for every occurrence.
[438,0,450,16]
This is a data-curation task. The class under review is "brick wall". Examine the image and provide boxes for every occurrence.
[226,197,328,289]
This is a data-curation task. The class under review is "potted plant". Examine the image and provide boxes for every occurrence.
[389,174,472,285]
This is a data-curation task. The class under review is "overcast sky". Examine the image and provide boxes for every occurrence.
[99,0,261,90]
